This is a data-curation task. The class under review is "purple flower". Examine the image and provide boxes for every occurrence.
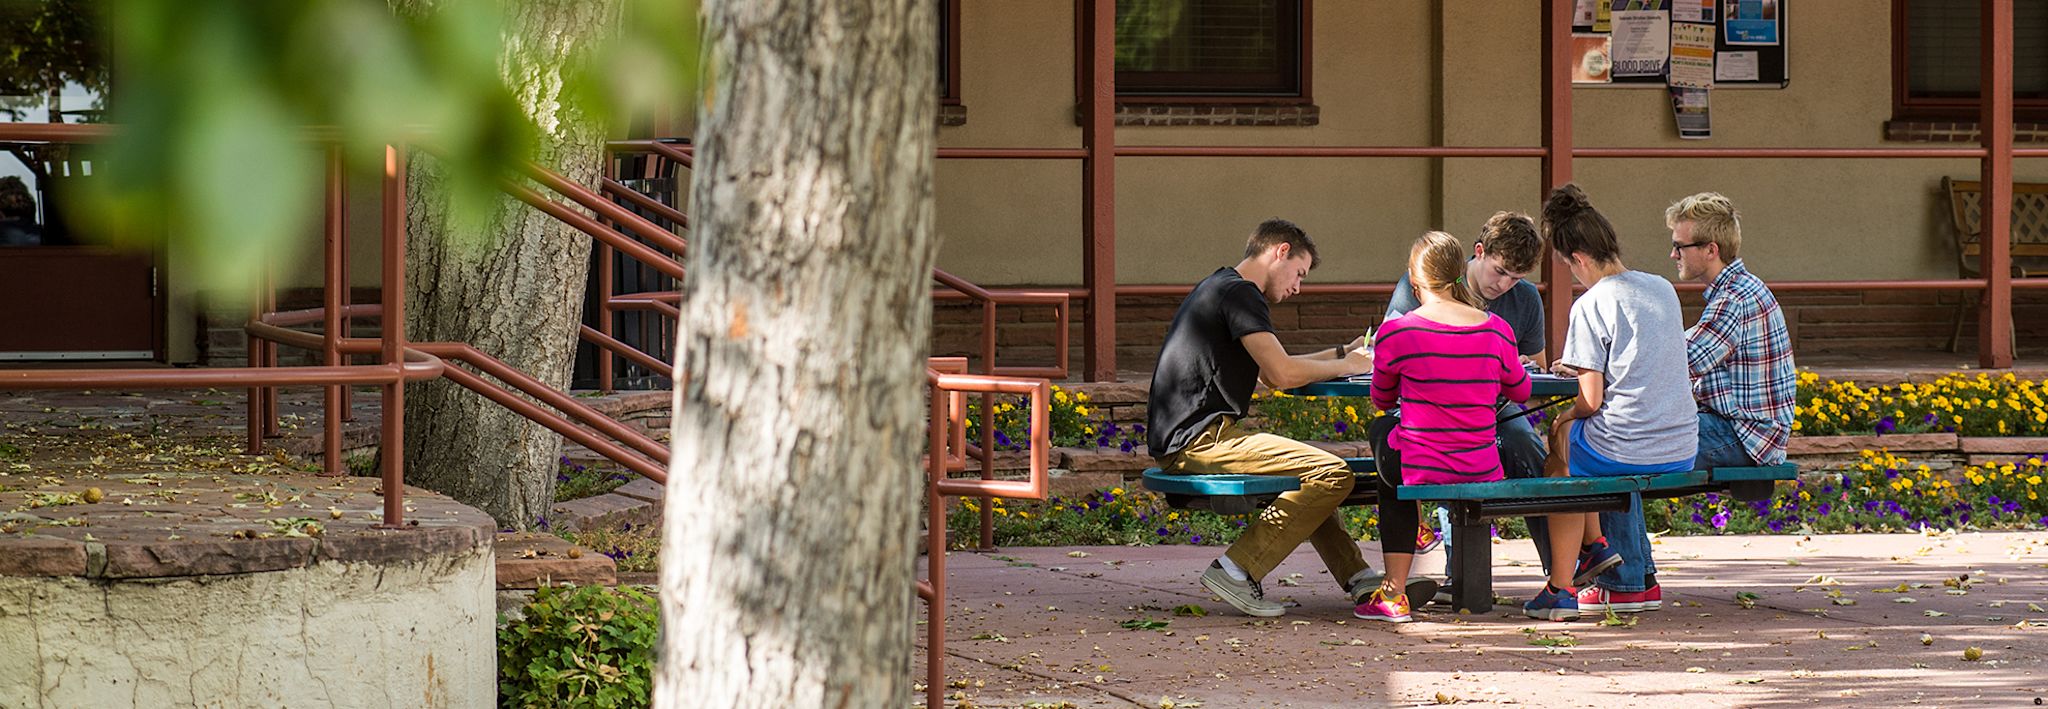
[1923,413,1939,424]
[1691,513,1707,525]
[1710,511,1730,529]
[1334,420,1350,434]
[1817,502,1832,516]
[1132,424,1145,433]
[534,516,551,531]
[1874,417,1897,435]
[995,431,1014,448]
[1766,518,1785,533]
[1190,534,1203,544]
[1085,499,1099,510]
[1097,436,1111,448]
[1120,439,1135,453]
[1156,527,1171,537]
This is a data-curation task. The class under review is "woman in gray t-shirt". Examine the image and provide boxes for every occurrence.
[1520,184,1700,623]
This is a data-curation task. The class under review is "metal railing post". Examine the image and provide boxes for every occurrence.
[380,144,408,528]
[323,145,346,476]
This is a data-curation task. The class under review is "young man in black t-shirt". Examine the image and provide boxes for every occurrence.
[1148,219,1377,617]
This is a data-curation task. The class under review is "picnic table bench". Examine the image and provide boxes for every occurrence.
[1141,373,1798,613]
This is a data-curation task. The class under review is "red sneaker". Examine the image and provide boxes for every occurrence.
[1575,585,1656,613]
[1640,584,1662,611]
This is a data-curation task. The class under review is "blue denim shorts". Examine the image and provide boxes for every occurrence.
[1569,419,1693,477]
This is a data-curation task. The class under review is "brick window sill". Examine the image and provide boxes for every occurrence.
[1073,102,1321,127]
[1885,119,2048,143]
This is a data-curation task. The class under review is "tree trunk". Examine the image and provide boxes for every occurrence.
[655,0,936,705]
[394,0,619,528]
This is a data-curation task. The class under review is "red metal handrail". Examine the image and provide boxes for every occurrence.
[919,358,1050,709]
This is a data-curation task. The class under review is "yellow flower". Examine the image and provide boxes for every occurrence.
[1055,390,1069,404]
[1111,487,1125,496]
[1077,406,1091,417]
[1076,391,1090,402]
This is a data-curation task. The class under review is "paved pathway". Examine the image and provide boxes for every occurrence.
[916,531,2048,707]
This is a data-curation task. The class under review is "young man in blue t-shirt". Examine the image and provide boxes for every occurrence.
[1382,212,1552,603]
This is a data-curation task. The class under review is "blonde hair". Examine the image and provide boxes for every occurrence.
[1411,231,1483,309]
[1665,192,1741,259]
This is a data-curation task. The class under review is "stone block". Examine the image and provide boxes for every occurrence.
[1957,437,2048,455]
[550,493,658,532]
[1048,470,1122,498]
[1788,433,1958,456]
[494,532,617,589]
[98,537,317,579]
[1062,447,1153,475]
[0,538,87,577]
[613,477,665,504]
[316,526,488,565]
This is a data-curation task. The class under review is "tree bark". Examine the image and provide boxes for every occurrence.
[655,0,936,705]
[394,0,619,527]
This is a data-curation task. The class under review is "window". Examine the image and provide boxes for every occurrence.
[1893,0,2048,121]
[1114,0,1307,100]
[939,0,961,103]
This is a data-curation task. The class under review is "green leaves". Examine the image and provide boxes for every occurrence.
[1119,618,1170,631]
[60,0,698,290]
[499,584,658,709]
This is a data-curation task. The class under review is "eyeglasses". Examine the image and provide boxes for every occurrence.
[1670,241,1713,253]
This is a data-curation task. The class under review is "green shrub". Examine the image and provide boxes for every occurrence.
[498,584,657,709]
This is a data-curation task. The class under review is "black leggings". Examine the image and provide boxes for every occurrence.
[1368,415,1420,554]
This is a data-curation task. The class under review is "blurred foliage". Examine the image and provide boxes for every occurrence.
[39,0,695,290]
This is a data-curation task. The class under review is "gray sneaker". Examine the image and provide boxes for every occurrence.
[1346,567,1386,603]
[1201,561,1286,617]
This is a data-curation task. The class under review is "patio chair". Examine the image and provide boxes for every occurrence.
[1941,177,2048,352]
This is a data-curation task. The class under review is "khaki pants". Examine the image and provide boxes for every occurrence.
[1159,417,1368,584]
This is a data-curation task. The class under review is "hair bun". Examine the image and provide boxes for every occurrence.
[1542,183,1593,225]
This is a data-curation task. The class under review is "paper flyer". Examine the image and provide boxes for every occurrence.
[1610,10,1671,78]
[1671,86,1711,139]
[1725,0,1780,45]
[1575,0,1599,27]
[1572,34,1614,83]
[1594,0,1612,32]
[1669,22,1716,89]
[1674,0,1715,23]
[1715,51,1760,81]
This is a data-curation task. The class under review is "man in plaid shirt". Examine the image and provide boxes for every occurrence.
[1667,192,1796,467]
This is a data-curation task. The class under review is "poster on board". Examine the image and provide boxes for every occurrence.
[1671,87,1711,139]
[1725,0,1780,45]
[1610,9,1670,77]
[1669,22,1715,89]
[1572,34,1614,83]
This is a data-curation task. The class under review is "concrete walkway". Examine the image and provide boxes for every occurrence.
[916,531,2048,707]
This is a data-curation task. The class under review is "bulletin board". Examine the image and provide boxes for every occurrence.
[1574,0,1789,89]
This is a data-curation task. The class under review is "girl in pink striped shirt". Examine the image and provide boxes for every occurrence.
[1356,231,1532,623]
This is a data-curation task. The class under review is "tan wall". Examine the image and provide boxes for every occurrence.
[941,1,2040,289]
[937,0,1439,286]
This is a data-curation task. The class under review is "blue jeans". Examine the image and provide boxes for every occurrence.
[1695,410,1758,469]
[1569,420,1692,593]
[1444,406,1554,581]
